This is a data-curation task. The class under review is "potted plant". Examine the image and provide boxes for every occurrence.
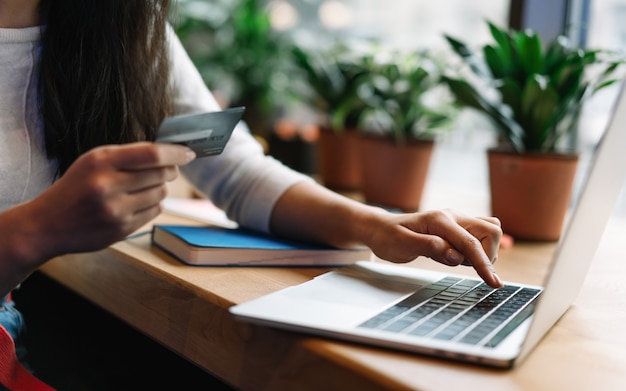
[355,50,453,211]
[442,21,623,240]
[173,0,296,137]
[291,44,370,190]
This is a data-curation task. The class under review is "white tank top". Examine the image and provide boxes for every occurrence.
[0,27,58,213]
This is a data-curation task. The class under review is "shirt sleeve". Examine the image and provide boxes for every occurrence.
[165,25,313,233]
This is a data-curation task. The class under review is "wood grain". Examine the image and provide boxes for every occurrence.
[38,204,626,390]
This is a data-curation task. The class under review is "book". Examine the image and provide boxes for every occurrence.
[151,225,372,266]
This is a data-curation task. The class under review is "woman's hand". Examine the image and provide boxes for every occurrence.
[270,182,504,289]
[364,209,503,288]
[17,142,195,262]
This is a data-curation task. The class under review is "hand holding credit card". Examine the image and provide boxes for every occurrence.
[156,107,245,157]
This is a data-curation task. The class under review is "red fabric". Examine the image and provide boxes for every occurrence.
[0,325,55,391]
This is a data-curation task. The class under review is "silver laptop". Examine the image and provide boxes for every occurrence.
[229,82,626,369]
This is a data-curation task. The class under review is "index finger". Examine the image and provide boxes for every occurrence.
[107,142,196,170]
[441,222,503,288]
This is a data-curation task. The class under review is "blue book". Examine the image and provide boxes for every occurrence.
[151,225,371,266]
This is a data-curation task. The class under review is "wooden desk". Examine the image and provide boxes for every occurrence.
[38,207,626,391]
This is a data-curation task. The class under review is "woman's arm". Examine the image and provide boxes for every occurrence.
[270,181,503,288]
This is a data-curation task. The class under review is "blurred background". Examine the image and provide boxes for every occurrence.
[169,0,626,177]
[171,0,509,166]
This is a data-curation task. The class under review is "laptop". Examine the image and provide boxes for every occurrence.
[229,82,626,369]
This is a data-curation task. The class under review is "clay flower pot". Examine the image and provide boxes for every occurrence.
[357,135,434,212]
[317,127,362,191]
[488,149,579,241]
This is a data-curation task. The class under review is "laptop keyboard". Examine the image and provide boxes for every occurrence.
[358,276,541,348]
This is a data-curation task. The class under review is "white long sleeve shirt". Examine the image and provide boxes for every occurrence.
[0,25,311,233]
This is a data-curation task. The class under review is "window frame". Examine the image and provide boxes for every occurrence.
[509,0,590,46]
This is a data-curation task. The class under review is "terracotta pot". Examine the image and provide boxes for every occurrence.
[317,128,362,191]
[488,149,579,241]
[357,136,434,212]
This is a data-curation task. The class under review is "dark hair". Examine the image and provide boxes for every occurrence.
[38,0,173,176]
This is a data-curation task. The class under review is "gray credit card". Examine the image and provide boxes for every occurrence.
[156,107,245,157]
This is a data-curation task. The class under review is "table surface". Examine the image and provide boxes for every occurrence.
[38,209,626,391]
[39,147,626,391]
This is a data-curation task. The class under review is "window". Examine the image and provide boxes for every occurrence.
[580,0,626,149]
[269,0,510,51]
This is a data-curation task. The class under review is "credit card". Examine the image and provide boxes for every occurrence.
[156,107,245,157]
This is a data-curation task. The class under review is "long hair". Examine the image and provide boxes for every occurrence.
[38,0,173,176]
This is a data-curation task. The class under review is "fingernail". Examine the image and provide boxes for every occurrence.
[492,273,503,288]
[185,150,196,162]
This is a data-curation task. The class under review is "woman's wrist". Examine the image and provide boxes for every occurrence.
[0,201,56,270]
[340,201,391,250]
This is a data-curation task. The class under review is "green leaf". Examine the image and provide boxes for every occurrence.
[497,79,523,117]
[551,61,584,100]
[514,30,543,75]
[445,35,474,59]
[443,76,525,151]
[486,21,516,75]
[484,45,507,78]
[520,76,560,149]
[444,35,487,77]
